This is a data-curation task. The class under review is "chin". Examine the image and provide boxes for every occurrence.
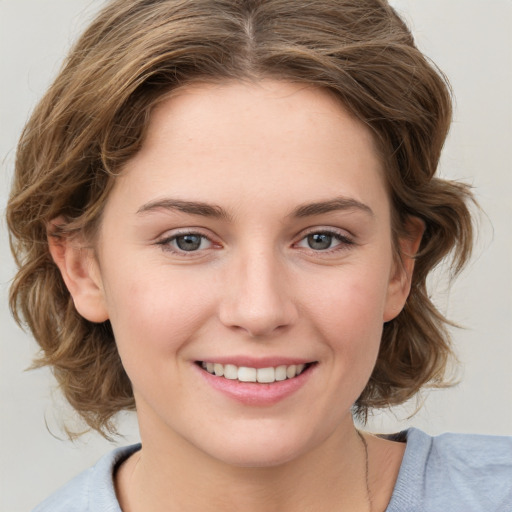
[211,446,304,469]
[195,425,324,469]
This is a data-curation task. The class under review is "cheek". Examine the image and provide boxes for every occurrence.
[303,263,390,375]
[102,264,215,359]
[307,263,391,331]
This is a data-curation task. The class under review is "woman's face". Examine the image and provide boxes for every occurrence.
[82,80,413,466]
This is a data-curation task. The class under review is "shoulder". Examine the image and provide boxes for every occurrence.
[427,428,512,467]
[32,444,141,512]
[387,428,512,512]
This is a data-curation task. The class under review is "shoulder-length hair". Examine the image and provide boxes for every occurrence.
[7,0,473,436]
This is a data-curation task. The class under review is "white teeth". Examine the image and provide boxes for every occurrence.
[214,363,224,377]
[224,364,238,380]
[275,365,287,381]
[201,362,309,383]
[257,367,275,383]
[286,365,297,379]
[238,366,257,382]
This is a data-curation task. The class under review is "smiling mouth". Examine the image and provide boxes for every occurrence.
[197,361,315,383]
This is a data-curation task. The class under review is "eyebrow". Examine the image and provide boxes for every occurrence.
[290,197,374,218]
[136,199,231,220]
[136,196,373,220]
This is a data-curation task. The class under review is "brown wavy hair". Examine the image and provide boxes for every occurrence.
[7,0,474,436]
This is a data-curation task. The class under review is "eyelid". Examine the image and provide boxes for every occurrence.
[153,226,355,255]
[294,227,356,251]
[155,228,222,254]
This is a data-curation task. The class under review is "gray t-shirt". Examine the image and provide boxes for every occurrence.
[33,428,512,511]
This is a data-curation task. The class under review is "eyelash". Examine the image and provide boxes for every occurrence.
[156,230,217,255]
[155,228,355,255]
[294,229,355,253]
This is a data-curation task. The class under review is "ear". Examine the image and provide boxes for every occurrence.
[383,216,425,322]
[47,219,109,323]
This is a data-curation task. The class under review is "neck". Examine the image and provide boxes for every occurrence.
[117,418,373,512]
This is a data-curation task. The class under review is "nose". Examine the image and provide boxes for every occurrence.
[218,249,299,338]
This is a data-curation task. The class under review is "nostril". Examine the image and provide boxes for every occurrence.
[218,302,298,338]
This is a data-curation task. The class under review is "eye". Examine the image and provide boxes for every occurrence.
[305,233,336,250]
[174,234,209,251]
[296,230,353,251]
[157,232,214,252]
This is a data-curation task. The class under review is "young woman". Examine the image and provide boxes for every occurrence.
[6,1,511,511]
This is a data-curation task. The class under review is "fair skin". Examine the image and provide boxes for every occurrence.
[50,80,423,512]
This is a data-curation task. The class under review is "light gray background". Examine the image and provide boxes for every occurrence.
[1,1,511,510]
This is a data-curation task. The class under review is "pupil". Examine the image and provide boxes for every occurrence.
[308,233,332,250]
[176,235,202,251]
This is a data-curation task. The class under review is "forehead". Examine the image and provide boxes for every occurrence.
[145,80,379,163]
[108,79,388,218]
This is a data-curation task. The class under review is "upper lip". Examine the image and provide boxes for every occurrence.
[195,357,316,369]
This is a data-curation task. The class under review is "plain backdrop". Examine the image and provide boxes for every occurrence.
[1,1,511,510]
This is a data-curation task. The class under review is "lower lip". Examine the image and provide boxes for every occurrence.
[196,364,315,406]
